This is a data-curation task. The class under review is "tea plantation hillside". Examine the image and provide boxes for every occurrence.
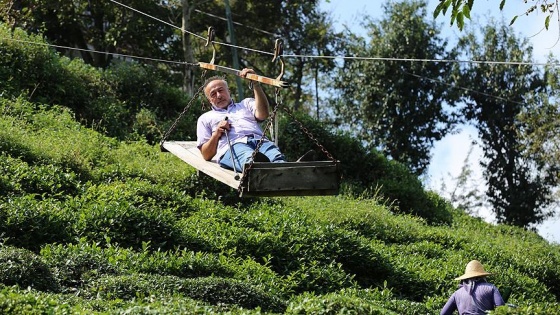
[1,25,560,314]
[2,85,560,315]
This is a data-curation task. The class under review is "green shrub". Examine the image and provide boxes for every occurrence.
[0,196,73,250]
[286,287,431,314]
[0,25,129,139]
[0,154,81,199]
[72,183,181,250]
[287,291,396,315]
[0,25,59,99]
[0,246,60,292]
[0,97,116,179]
[288,260,357,294]
[0,286,78,315]
[491,302,560,314]
[103,60,203,144]
[41,242,121,292]
[116,246,236,279]
[83,274,286,313]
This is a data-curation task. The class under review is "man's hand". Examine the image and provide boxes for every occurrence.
[215,118,230,136]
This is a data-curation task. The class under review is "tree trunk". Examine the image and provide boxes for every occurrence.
[182,0,195,96]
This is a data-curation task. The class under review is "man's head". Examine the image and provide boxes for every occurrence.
[204,76,231,109]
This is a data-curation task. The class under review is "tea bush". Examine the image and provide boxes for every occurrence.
[0,196,73,250]
[0,154,81,199]
[41,242,121,291]
[83,274,286,313]
[286,287,431,314]
[0,246,60,292]
[72,189,181,251]
[103,60,203,144]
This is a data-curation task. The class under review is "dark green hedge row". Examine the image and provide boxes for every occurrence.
[1,22,455,225]
[278,113,453,225]
[0,23,202,143]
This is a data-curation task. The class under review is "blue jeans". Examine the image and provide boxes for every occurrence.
[219,138,285,171]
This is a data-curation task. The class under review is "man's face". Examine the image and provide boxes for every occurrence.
[205,79,231,109]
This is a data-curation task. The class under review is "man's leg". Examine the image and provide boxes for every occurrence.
[218,143,254,171]
[255,139,286,163]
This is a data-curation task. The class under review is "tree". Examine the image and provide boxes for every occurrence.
[456,20,556,227]
[517,55,560,202]
[277,1,345,111]
[331,0,459,176]
[0,0,179,68]
[434,0,560,32]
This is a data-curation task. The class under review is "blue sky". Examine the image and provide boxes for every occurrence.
[319,0,560,243]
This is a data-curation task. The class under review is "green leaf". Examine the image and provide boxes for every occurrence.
[499,0,506,10]
[457,12,465,30]
[462,4,471,20]
[509,15,518,26]
[545,15,551,30]
[434,3,444,18]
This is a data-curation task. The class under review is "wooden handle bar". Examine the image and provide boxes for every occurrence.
[198,62,288,88]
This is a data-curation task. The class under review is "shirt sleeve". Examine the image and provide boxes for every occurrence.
[440,293,457,315]
[494,286,506,307]
[196,114,213,149]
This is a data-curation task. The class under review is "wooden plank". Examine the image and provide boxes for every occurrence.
[240,161,340,197]
[245,162,339,191]
[162,141,341,198]
[161,141,240,189]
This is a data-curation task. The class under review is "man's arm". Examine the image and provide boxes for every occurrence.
[252,82,269,121]
[199,119,230,161]
[239,68,269,121]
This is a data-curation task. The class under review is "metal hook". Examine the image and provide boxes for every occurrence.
[273,39,285,82]
[272,38,283,62]
[205,26,216,65]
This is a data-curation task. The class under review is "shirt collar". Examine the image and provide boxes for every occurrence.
[212,100,235,112]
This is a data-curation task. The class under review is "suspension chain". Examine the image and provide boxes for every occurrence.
[159,72,207,149]
[281,105,336,162]
[237,88,282,193]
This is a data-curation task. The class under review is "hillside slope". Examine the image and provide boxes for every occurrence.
[1,23,560,314]
[1,95,560,314]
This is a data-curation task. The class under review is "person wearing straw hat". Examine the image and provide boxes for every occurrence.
[441,260,505,315]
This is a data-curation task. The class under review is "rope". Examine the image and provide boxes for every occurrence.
[2,35,557,68]
[1,37,195,66]
[109,0,205,41]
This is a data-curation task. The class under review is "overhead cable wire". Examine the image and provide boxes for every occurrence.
[194,9,280,37]
[109,0,205,41]
[108,0,559,68]
[0,37,544,107]
[3,32,557,69]
[1,37,195,66]
[282,54,558,67]
[403,70,527,106]
[109,0,274,57]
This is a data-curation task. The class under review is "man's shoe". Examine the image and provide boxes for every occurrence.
[253,152,270,163]
[296,149,317,162]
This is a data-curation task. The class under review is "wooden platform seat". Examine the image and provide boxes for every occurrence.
[161,141,340,197]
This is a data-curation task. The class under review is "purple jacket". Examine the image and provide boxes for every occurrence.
[441,280,505,315]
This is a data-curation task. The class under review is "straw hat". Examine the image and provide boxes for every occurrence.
[455,260,492,281]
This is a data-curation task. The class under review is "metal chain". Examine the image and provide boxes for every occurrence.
[281,105,336,162]
[159,73,207,148]
[237,88,282,194]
